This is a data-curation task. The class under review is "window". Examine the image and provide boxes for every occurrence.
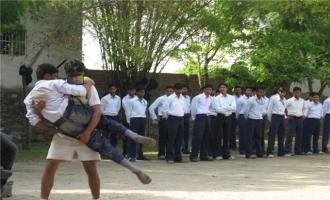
[0,31,26,56]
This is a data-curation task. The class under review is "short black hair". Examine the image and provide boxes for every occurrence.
[36,63,58,80]
[182,84,189,89]
[245,86,253,90]
[174,83,184,90]
[135,84,145,92]
[234,85,242,89]
[277,86,286,92]
[310,92,320,97]
[256,86,265,91]
[64,59,86,77]
[127,84,135,90]
[108,83,117,89]
[203,84,213,90]
[293,86,301,92]
[165,85,173,90]
[218,83,227,88]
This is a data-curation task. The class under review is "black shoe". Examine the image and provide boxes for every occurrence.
[190,157,198,162]
[246,155,256,159]
[137,156,151,161]
[200,157,213,161]
[174,159,186,163]
[127,157,136,162]
[158,155,166,160]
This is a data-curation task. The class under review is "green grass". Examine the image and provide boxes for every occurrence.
[16,143,49,162]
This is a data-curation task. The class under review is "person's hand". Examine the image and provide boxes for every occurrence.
[79,131,92,144]
[83,79,95,91]
[32,100,45,116]
[287,115,293,120]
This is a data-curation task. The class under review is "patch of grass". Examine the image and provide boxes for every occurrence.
[16,143,49,162]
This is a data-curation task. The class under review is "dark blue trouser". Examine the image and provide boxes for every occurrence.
[238,114,247,154]
[87,131,124,164]
[246,119,263,157]
[303,118,321,153]
[127,117,146,159]
[183,113,191,152]
[208,115,220,158]
[267,114,285,156]
[158,117,168,157]
[216,114,232,159]
[285,118,303,154]
[322,114,330,152]
[230,113,237,149]
[1,133,17,186]
[103,115,120,147]
[190,114,209,159]
[166,115,184,161]
[260,115,267,154]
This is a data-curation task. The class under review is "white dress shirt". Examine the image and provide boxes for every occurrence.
[262,96,269,116]
[24,80,89,126]
[148,95,169,120]
[122,94,137,122]
[236,95,249,118]
[267,94,286,120]
[208,96,218,116]
[126,97,147,122]
[245,96,267,120]
[164,93,185,117]
[190,93,213,120]
[101,94,121,116]
[210,93,236,117]
[323,97,330,116]
[183,95,191,114]
[286,97,307,117]
[306,101,323,119]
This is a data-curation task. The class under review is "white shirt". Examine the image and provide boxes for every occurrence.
[101,94,121,116]
[148,95,169,120]
[183,95,191,114]
[306,102,323,119]
[236,95,249,118]
[286,97,307,117]
[245,96,267,120]
[267,94,286,120]
[208,96,218,116]
[122,94,137,122]
[210,93,236,117]
[190,93,213,120]
[24,80,89,126]
[262,96,269,116]
[164,93,185,117]
[126,97,147,122]
[323,97,330,116]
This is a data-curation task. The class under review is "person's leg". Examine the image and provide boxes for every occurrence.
[166,116,178,161]
[245,119,255,158]
[183,114,190,153]
[216,114,225,157]
[222,116,232,159]
[294,119,303,154]
[267,115,278,155]
[174,117,184,161]
[82,161,100,200]
[0,134,17,170]
[200,115,210,159]
[40,159,62,200]
[190,115,206,160]
[238,115,246,154]
[255,120,263,157]
[230,113,237,149]
[127,118,139,159]
[285,119,295,154]
[313,119,321,153]
[261,116,267,154]
[158,118,167,158]
[137,118,147,159]
[277,116,285,156]
[322,114,330,153]
[109,116,120,147]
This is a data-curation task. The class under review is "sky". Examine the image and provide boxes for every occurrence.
[82,25,183,73]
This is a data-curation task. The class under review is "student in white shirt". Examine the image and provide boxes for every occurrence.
[244,87,267,158]
[230,86,242,150]
[322,96,330,153]
[284,87,307,156]
[208,90,221,159]
[148,85,174,160]
[126,85,149,161]
[303,92,323,154]
[101,84,121,147]
[163,83,185,163]
[190,84,213,162]
[182,85,191,154]
[266,86,287,157]
[210,83,236,160]
[236,87,252,155]
[261,90,269,154]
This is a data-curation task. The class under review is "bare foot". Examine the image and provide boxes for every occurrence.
[135,171,152,184]
[135,136,156,147]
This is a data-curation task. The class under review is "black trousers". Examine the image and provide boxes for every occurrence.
[1,133,17,186]
[216,114,232,159]
[237,114,247,154]
[267,114,285,156]
[208,115,220,158]
[190,114,209,159]
[127,117,146,159]
[166,115,184,161]
[158,117,168,157]
[104,115,120,147]
[183,113,191,152]
[303,118,321,153]
[285,118,304,154]
[323,114,330,152]
[230,113,237,149]
[246,119,263,157]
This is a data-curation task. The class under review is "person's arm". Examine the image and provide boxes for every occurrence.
[267,97,274,121]
[116,97,121,115]
[55,79,95,96]
[79,104,101,144]
[244,98,252,119]
[323,99,329,117]
[162,96,170,119]
[229,96,236,112]
[190,96,198,120]
[126,99,133,123]
[212,97,226,114]
[148,98,160,120]
[100,96,107,114]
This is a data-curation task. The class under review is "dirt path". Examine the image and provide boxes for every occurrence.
[7,154,330,200]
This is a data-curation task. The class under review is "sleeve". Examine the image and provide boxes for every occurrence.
[212,97,226,114]
[323,100,329,117]
[54,80,87,96]
[148,98,160,120]
[244,99,252,119]
[230,96,236,113]
[23,94,41,126]
[236,98,241,118]
[126,100,133,123]
[303,100,308,117]
[162,97,170,119]
[100,96,107,114]
[267,96,274,121]
[116,97,121,114]
[190,96,198,120]
[87,86,101,107]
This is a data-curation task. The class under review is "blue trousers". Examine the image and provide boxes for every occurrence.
[285,118,303,154]
[183,113,191,152]
[190,114,210,159]
[208,115,220,158]
[103,115,120,147]
[166,115,184,161]
[267,114,285,156]
[158,117,168,157]
[216,114,232,159]
[230,113,237,149]
[126,117,146,159]
[246,119,263,157]
[303,118,321,153]
[322,114,330,152]
[237,114,247,154]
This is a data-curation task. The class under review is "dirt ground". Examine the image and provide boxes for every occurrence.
[7,154,330,200]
